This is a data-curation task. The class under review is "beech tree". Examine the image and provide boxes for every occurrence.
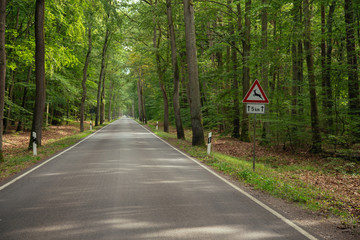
[166,0,185,139]
[183,0,204,146]
[29,0,46,148]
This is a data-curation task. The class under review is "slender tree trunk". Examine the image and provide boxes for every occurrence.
[17,65,32,132]
[29,0,46,149]
[344,0,359,118]
[240,0,251,142]
[297,39,304,116]
[323,1,336,132]
[137,75,143,121]
[166,0,185,139]
[0,0,6,161]
[229,0,240,139]
[261,0,269,142]
[107,80,114,122]
[3,69,16,133]
[304,0,321,153]
[183,0,205,146]
[96,27,110,126]
[137,68,145,122]
[100,64,106,125]
[80,26,92,132]
[153,20,169,132]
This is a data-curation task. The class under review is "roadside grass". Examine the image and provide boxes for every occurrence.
[0,122,107,182]
[146,123,360,229]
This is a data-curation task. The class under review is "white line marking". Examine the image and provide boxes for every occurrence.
[136,120,318,240]
[0,122,115,192]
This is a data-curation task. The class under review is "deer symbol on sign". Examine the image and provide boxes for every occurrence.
[253,89,263,100]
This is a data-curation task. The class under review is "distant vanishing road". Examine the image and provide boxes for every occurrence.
[0,118,319,240]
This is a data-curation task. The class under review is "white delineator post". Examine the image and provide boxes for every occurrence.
[32,132,37,156]
[156,121,159,130]
[90,120,93,131]
[207,132,212,155]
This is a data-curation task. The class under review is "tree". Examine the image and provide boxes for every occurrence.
[96,26,110,126]
[303,0,321,153]
[183,0,205,146]
[80,26,92,132]
[240,0,251,142]
[344,0,359,138]
[29,0,46,149]
[0,0,6,161]
[166,0,185,139]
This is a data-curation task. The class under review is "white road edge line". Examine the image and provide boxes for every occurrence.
[137,120,318,240]
[0,121,115,192]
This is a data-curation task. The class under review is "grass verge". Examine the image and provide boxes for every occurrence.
[147,123,359,229]
[0,122,107,182]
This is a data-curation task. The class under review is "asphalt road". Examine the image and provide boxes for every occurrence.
[0,118,319,240]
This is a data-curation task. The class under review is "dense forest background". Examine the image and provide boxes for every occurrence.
[0,0,359,159]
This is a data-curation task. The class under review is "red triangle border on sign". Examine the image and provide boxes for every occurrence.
[242,79,269,104]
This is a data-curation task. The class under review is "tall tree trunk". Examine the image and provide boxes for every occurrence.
[107,79,114,122]
[100,64,106,125]
[229,0,240,139]
[297,39,304,116]
[323,1,336,132]
[0,0,6,161]
[29,0,46,149]
[3,69,15,133]
[17,65,32,132]
[137,68,145,122]
[240,0,251,142]
[166,0,185,139]
[183,0,205,146]
[344,0,359,122]
[80,26,92,132]
[96,27,110,126]
[261,0,269,142]
[153,19,169,133]
[303,0,321,153]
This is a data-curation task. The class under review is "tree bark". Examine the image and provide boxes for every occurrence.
[229,0,240,139]
[240,0,251,142]
[166,0,185,139]
[137,68,145,122]
[107,79,114,122]
[17,66,32,132]
[29,0,46,149]
[183,0,205,146]
[0,0,6,161]
[153,18,169,133]
[96,27,110,126]
[80,26,92,132]
[323,0,336,132]
[261,0,269,142]
[100,63,106,125]
[303,0,321,153]
[344,0,359,117]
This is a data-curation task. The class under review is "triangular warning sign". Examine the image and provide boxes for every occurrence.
[242,79,269,104]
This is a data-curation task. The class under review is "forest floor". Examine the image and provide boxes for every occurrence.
[1,121,360,238]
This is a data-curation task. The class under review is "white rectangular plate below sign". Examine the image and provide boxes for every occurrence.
[246,104,265,114]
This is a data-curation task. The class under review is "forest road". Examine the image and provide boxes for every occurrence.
[0,118,320,240]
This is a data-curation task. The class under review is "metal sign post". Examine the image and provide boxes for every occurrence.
[253,114,256,171]
[243,79,269,171]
